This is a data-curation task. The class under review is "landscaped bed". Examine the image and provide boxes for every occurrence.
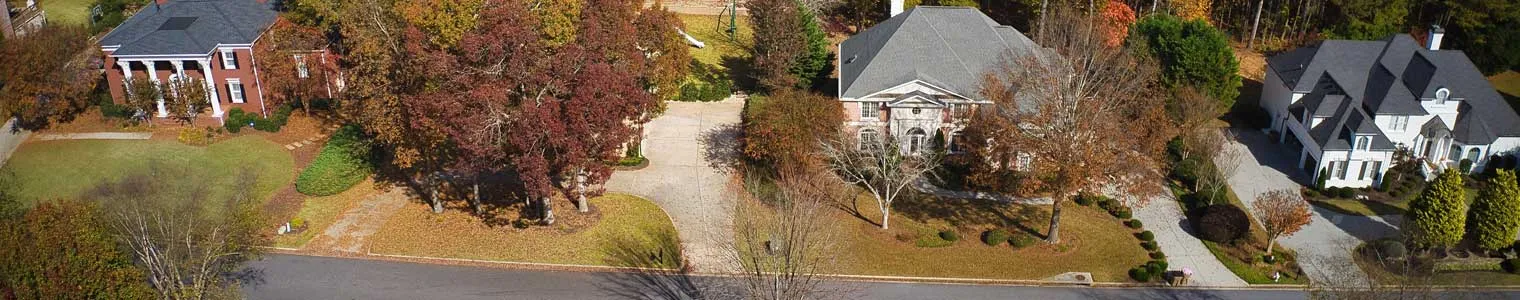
[273,179,383,248]
[366,193,681,268]
[828,192,1151,282]
[1355,239,1520,286]
[0,135,295,206]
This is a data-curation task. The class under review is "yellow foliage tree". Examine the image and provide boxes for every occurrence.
[1170,0,1212,23]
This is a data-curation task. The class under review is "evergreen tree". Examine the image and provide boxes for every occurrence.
[1468,169,1520,251]
[1405,169,1467,249]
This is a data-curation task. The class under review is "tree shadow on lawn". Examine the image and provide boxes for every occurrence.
[368,157,544,228]
[595,229,737,300]
[877,191,1049,237]
[721,55,757,93]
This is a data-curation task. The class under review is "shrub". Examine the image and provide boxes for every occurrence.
[252,117,278,132]
[1505,259,1520,274]
[741,90,844,170]
[1194,204,1251,243]
[938,230,959,242]
[1142,241,1158,251]
[1468,170,1520,251]
[223,108,248,133]
[1378,173,1394,192]
[290,216,306,228]
[1146,260,1168,277]
[1113,208,1132,219]
[1075,193,1096,206]
[176,127,210,146]
[1150,251,1167,259]
[295,126,372,196]
[1127,219,1143,229]
[99,102,133,119]
[1129,267,1152,282]
[1099,199,1119,211]
[1137,230,1155,241]
[982,229,1010,246]
[677,72,733,102]
[1460,159,1474,173]
[1336,187,1356,199]
[1317,169,1328,190]
[1009,232,1036,248]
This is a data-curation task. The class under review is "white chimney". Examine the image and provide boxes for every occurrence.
[889,0,903,17]
[1427,24,1445,51]
[26,0,34,7]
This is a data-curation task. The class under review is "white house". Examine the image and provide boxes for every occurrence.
[1261,27,1520,188]
[835,5,1039,153]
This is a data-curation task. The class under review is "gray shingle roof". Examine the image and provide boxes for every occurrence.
[100,0,278,56]
[837,6,1038,99]
[1269,33,1520,148]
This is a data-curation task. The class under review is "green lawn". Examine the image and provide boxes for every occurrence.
[368,193,682,268]
[675,13,753,70]
[36,0,95,26]
[829,192,1151,282]
[1491,71,1520,116]
[1310,198,1409,216]
[0,135,295,207]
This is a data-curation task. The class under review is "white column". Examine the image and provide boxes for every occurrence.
[196,59,222,117]
[143,61,165,117]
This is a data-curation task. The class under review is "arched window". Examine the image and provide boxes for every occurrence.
[907,128,927,153]
[1436,88,1451,104]
[1355,136,1370,150]
[1468,148,1482,162]
[858,128,878,151]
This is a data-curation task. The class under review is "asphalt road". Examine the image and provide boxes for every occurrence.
[243,254,1310,300]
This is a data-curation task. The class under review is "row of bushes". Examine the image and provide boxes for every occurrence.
[223,106,293,133]
[295,125,372,196]
[980,228,1037,248]
[1077,192,1170,283]
[676,64,732,102]
[1076,193,1132,219]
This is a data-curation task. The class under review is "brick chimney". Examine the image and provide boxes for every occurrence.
[889,0,903,17]
[0,0,14,40]
[1427,24,1445,51]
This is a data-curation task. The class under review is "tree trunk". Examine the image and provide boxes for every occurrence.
[1248,0,1264,48]
[430,184,443,214]
[879,205,890,230]
[1046,202,1064,243]
[1038,0,1049,38]
[542,196,556,225]
[1265,234,1277,256]
[576,168,589,213]
[472,182,483,215]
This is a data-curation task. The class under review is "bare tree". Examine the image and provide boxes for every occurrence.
[820,132,940,230]
[966,6,1174,243]
[162,77,211,126]
[1195,131,1241,205]
[1253,189,1312,257]
[91,166,266,300]
[729,170,851,300]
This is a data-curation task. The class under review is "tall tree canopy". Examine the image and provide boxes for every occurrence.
[254,17,341,113]
[1435,0,1520,74]
[1467,169,1520,251]
[964,7,1175,243]
[1324,0,1410,40]
[634,3,693,105]
[0,200,154,299]
[1405,169,1467,248]
[0,26,97,131]
[749,0,830,91]
[1132,14,1242,109]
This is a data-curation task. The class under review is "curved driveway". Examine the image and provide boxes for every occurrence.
[604,98,744,273]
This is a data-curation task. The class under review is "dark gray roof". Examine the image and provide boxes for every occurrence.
[837,6,1038,99]
[100,0,278,56]
[1269,33,1520,147]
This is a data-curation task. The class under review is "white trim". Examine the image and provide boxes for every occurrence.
[856,79,977,102]
[221,49,238,69]
[227,79,246,104]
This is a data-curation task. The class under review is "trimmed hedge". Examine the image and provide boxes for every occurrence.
[295,125,372,196]
[1137,230,1155,241]
[938,230,959,242]
[1127,219,1143,229]
[1504,259,1520,274]
[1009,232,1036,248]
[1129,267,1152,282]
[224,105,294,133]
[983,229,1010,246]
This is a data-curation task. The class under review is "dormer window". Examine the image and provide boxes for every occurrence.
[1355,136,1371,150]
[1435,88,1450,104]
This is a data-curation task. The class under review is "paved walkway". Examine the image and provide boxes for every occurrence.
[604,98,745,273]
[33,132,151,141]
[1221,128,1401,285]
[1132,192,1249,287]
[306,189,410,255]
[0,119,30,167]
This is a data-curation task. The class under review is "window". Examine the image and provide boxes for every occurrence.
[858,128,878,151]
[1334,161,1348,180]
[1390,116,1409,131]
[1358,161,1370,180]
[221,49,237,69]
[952,103,970,119]
[1015,153,1032,171]
[908,128,927,153]
[294,54,309,78]
[1371,161,1383,181]
[227,79,245,103]
[859,102,878,120]
[1467,148,1481,162]
[948,131,963,153]
[1436,88,1450,104]
[1356,136,1371,150]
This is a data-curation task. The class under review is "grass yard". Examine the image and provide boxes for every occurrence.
[1355,243,1520,286]
[1310,198,1408,216]
[0,135,295,207]
[829,191,1151,282]
[676,13,753,70]
[273,178,382,248]
[367,193,682,268]
[35,0,95,26]
[1492,71,1520,116]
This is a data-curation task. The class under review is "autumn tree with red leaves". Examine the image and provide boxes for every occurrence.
[963,7,1174,243]
[1098,0,1136,48]
[254,17,338,113]
[1253,189,1312,257]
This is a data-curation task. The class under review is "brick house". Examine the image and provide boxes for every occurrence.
[100,0,332,123]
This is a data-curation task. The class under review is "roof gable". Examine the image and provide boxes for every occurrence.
[838,6,1037,99]
[100,0,278,56]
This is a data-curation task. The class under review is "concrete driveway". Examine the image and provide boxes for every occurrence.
[0,119,31,167]
[1221,128,1401,285]
[603,98,745,273]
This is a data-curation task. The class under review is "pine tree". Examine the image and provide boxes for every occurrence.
[1468,169,1520,251]
[1405,169,1467,249]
